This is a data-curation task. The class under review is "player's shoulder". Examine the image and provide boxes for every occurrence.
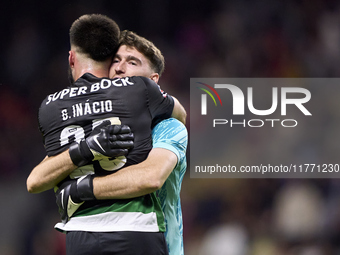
[153,118,187,135]
[130,76,157,87]
[162,118,186,128]
[130,76,170,99]
[152,118,188,152]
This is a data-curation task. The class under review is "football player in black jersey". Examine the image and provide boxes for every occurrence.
[27,14,186,255]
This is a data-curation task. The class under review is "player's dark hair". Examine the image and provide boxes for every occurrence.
[70,14,120,61]
[119,30,165,76]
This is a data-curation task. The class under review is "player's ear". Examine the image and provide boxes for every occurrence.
[69,50,75,68]
[150,73,159,84]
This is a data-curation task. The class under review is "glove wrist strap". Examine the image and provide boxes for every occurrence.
[77,175,96,201]
[69,141,91,167]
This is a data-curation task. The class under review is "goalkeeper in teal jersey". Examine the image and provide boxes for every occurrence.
[153,118,187,255]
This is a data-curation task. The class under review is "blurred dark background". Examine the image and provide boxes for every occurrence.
[2,0,340,254]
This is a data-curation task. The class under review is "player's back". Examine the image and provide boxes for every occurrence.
[39,73,174,175]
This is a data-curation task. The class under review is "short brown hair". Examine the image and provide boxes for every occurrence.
[70,14,120,61]
[119,30,165,76]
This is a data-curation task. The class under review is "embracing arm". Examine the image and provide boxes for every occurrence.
[171,97,187,125]
[27,150,76,194]
[93,147,177,199]
[27,124,133,194]
[56,147,178,222]
[55,119,186,221]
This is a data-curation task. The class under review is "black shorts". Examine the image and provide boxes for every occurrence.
[66,231,169,255]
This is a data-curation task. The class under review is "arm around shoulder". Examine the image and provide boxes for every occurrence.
[171,97,187,125]
[93,147,178,199]
[27,150,77,194]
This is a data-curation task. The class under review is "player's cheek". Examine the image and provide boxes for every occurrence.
[109,65,116,78]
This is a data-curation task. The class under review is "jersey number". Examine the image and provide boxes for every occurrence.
[59,117,126,177]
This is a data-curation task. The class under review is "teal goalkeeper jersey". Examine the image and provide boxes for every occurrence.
[152,118,188,255]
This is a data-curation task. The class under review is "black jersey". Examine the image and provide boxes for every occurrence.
[38,73,174,175]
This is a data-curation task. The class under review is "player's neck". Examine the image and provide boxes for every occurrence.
[79,66,109,79]
[75,59,111,80]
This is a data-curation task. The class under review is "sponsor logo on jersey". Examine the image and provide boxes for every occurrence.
[46,77,135,105]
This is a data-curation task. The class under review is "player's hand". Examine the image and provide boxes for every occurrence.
[55,175,95,223]
[69,124,134,167]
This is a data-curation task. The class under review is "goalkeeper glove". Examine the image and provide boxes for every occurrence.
[69,124,134,167]
[55,175,95,223]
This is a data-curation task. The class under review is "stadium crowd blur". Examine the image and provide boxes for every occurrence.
[2,0,340,254]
